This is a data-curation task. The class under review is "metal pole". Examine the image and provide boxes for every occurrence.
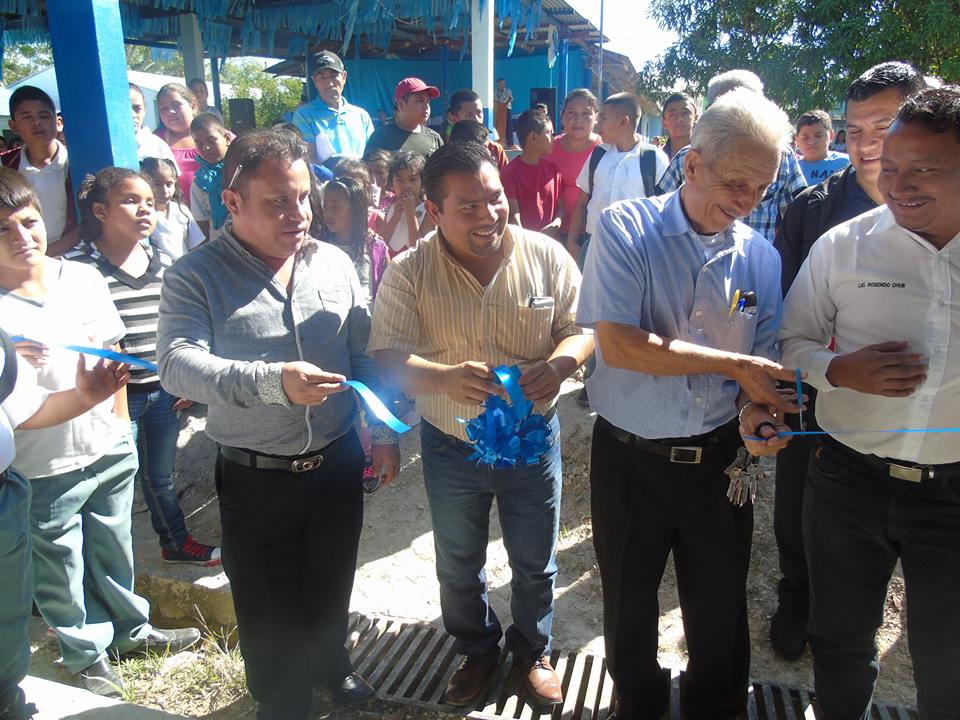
[597,0,604,95]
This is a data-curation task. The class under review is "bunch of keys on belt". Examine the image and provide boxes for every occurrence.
[724,440,765,507]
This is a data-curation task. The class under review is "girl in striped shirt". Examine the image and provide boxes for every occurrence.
[73,168,220,566]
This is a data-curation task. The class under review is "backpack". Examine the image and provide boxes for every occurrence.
[587,144,659,198]
[0,327,18,406]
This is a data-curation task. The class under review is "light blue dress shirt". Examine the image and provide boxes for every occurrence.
[291,97,374,159]
[577,190,783,439]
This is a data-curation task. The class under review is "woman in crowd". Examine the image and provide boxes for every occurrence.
[545,89,601,236]
[154,83,201,204]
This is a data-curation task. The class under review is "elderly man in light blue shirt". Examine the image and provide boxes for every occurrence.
[577,88,800,720]
[292,51,374,162]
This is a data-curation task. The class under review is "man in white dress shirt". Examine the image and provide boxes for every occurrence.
[779,86,960,719]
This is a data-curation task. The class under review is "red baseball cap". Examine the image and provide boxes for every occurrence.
[394,77,440,104]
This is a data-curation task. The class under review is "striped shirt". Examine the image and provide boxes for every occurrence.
[67,240,172,391]
[368,226,585,440]
[577,190,783,439]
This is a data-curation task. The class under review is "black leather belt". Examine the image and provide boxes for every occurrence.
[822,435,960,483]
[597,416,733,464]
[219,442,336,474]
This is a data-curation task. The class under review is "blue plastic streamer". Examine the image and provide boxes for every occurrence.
[459,364,552,468]
[9,336,157,372]
[343,380,412,434]
[745,427,960,442]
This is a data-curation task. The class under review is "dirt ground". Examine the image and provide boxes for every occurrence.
[31,378,917,715]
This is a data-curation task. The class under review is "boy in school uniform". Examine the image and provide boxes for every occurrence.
[189,112,233,242]
[500,109,572,240]
[564,92,669,260]
[2,87,78,257]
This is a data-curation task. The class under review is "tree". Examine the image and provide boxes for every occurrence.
[638,0,960,117]
[3,44,53,85]
[219,58,303,128]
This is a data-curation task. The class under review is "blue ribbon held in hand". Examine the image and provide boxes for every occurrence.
[460,364,552,468]
[343,380,412,433]
[10,335,158,373]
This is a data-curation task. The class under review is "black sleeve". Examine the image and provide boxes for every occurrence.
[773,190,811,298]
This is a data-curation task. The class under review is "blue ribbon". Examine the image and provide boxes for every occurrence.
[460,364,552,468]
[343,380,412,433]
[10,335,158,372]
[746,427,960,441]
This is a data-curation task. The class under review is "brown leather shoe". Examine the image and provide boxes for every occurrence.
[443,655,498,707]
[517,655,563,706]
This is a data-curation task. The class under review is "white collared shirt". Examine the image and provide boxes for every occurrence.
[19,140,68,242]
[780,206,960,464]
[576,140,669,236]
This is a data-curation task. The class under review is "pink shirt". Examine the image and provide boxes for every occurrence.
[155,128,200,207]
[546,134,602,227]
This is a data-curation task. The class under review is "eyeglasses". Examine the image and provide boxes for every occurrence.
[227,163,243,190]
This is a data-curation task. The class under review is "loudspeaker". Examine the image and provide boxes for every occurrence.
[228,98,256,133]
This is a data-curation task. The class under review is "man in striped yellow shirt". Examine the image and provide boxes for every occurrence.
[370,142,593,709]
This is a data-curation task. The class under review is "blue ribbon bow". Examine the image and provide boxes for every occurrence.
[461,364,552,468]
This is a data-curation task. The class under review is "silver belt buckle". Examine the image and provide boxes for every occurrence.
[888,463,923,483]
[670,446,703,464]
[290,455,323,473]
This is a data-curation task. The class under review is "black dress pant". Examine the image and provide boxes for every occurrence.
[215,431,364,720]
[804,439,960,720]
[590,418,753,720]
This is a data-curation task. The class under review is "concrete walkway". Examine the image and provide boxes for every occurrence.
[21,675,184,720]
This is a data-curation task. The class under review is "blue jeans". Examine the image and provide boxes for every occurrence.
[420,414,562,659]
[804,440,960,719]
[128,388,187,551]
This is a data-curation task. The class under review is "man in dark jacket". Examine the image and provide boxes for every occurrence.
[768,61,927,660]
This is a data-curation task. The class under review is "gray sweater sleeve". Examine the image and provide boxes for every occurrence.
[157,260,285,408]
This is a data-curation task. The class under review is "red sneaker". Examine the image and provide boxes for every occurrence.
[162,535,222,567]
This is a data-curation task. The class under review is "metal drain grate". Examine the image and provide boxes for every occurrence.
[346,614,917,720]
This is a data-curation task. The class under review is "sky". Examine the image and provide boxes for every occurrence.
[565,0,677,71]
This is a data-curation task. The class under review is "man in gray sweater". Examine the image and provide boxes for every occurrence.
[157,129,400,720]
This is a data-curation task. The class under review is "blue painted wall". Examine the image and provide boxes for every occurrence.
[340,48,586,122]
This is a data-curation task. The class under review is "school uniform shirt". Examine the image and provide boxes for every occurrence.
[500,156,570,231]
[0,352,46,473]
[18,140,69,243]
[780,206,960,464]
[368,225,585,441]
[189,183,227,243]
[66,241,173,393]
[0,260,128,479]
[152,202,205,259]
[136,127,176,164]
[576,141,670,237]
[383,198,426,254]
[798,150,850,186]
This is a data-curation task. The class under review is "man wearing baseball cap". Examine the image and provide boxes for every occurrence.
[292,50,374,162]
[364,77,444,159]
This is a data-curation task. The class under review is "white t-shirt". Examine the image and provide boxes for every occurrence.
[0,260,128,479]
[136,126,176,164]
[18,141,69,243]
[1,352,47,473]
[152,202,205,259]
[576,141,670,236]
[189,183,227,243]
[384,200,426,253]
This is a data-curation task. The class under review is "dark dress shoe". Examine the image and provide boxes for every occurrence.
[0,687,37,720]
[122,627,201,658]
[332,672,375,703]
[769,605,807,661]
[516,655,563,706]
[443,655,498,707]
[77,657,124,698]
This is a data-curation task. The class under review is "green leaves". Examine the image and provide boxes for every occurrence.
[640,0,960,117]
